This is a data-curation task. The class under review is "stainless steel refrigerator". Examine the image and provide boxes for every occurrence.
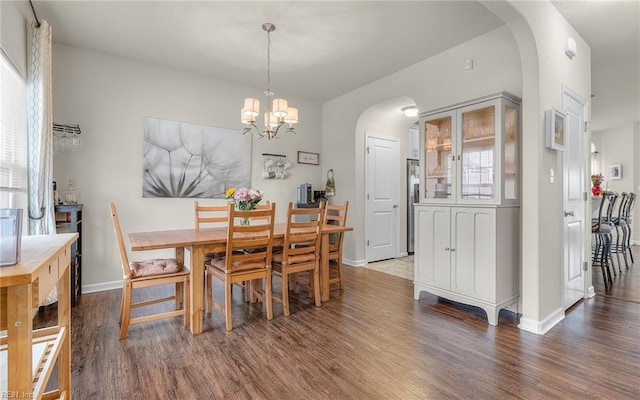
[407,159,419,254]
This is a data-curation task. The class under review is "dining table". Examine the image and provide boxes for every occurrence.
[128,223,352,335]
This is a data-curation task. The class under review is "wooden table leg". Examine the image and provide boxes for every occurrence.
[321,232,330,302]
[6,284,33,395]
[190,245,204,334]
[58,264,71,397]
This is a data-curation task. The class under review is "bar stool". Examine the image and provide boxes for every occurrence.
[611,192,629,272]
[592,192,617,289]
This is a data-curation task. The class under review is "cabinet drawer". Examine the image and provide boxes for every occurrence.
[37,259,59,304]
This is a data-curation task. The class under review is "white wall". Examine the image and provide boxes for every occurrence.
[593,122,640,242]
[0,0,29,77]
[323,26,521,265]
[52,43,323,289]
[485,0,591,333]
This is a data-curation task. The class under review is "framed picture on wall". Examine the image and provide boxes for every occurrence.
[297,151,319,165]
[609,164,622,180]
[545,108,565,151]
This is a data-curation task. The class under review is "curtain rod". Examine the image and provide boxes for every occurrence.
[28,0,41,28]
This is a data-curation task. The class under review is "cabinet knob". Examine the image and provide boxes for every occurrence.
[450,248,456,252]
[445,247,450,251]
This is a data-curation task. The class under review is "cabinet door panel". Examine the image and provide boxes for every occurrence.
[451,208,496,301]
[415,206,451,290]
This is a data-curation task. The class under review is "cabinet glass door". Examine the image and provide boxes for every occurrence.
[504,104,518,200]
[460,106,495,200]
[424,116,453,200]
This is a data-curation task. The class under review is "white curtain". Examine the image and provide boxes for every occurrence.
[27,20,57,305]
[26,20,55,236]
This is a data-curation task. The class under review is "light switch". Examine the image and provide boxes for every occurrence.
[550,168,555,184]
[465,59,474,71]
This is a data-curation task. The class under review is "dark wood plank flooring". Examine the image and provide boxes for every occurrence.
[36,249,640,399]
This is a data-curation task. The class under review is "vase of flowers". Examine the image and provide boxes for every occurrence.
[591,173,604,196]
[225,187,263,225]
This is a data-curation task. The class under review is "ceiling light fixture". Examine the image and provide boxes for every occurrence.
[401,106,419,117]
[241,23,297,140]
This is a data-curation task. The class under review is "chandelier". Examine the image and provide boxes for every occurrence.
[241,23,297,140]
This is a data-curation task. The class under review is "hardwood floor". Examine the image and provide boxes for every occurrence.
[36,253,640,399]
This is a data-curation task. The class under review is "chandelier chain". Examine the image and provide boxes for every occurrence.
[266,28,271,94]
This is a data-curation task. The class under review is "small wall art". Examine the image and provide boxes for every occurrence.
[609,164,621,180]
[545,108,565,151]
[297,151,319,165]
[143,117,251,198]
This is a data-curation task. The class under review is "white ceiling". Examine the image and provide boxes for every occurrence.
[32,1,639,132]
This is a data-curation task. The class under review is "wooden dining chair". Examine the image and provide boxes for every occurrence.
[110,203,190,340]
[323,201,349,291]
[272,202,324,316]
[195,201,234,310]
[205,202,276,330]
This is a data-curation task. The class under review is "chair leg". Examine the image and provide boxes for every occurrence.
[627,225,634,264]
[175,282,183,310]
[312,265,321,307]
[184,276,191,328]
[206,271,213,315]
[119,282,132,340]
[282,269,290,317]
[614,226,623,274]
[265,273,273,321]
[604,235,613,285]
[337,259,344,291]
[621,226,631,269]
[224,278,233,331]
[118,283,125,325]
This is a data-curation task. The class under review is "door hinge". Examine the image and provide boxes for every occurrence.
[583,261,588,271]
[583,192,588,201]
[367,240,370,246]
[367,193,370,200]
[366,147,370,154]
[584,121,589,133]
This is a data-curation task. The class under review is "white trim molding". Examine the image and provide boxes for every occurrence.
[518,307,565,335]
[82,280,122,294]
[343,257,367,267]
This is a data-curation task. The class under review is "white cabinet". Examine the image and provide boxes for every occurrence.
[414,204,519,325]
[414,92,521,325]
[407,125,419,160]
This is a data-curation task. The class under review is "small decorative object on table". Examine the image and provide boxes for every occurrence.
[591,173,604,196]
[225,187,263,225]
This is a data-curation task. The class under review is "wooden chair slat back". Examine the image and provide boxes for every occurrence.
[225,202,276,272]
[281,202,324,261]
[194,201,228,229]
[110,203,132,279]
[323,201,349,251]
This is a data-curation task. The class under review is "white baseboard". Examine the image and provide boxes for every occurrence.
[82,280,122,294]
[399,252,408,258]
[631,240,640,245]
[518,307,565,335]
[587,285,596,298]
[343,257,367,267]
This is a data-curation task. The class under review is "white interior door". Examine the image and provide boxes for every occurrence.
[562,86,588,309]
[366,134,399,262]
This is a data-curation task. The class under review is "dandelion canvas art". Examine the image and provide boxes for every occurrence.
[143,117,251,198]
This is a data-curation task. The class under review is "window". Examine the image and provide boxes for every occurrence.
[0,49,28,209]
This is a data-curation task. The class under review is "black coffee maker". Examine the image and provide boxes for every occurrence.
[313,190,327,204]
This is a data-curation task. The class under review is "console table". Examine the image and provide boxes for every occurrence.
[0,233,78,399]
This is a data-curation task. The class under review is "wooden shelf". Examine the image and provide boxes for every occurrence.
[463,135,495,144]
[0,326,66,399]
